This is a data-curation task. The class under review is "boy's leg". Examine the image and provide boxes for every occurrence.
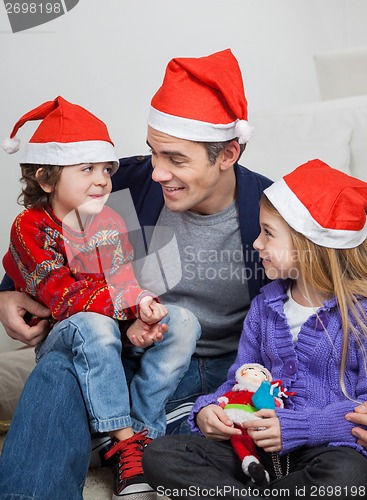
[165,349,237,434]
[128,305,201,438]
[143,434,263,500]
[48,313,156,500]
[0,351,90,500]
[43,312,133,434]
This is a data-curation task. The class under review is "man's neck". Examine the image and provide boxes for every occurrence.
[190,167,237,215]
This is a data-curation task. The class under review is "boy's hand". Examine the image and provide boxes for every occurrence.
[196,404,242,440]
[127,318,168,348]
[243,409,282,452]
[139,296,167,324]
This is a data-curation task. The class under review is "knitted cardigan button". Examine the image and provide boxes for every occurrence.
[284,358,297,375]
[315,312,329,331]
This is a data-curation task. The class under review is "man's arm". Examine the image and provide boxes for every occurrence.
[346,404,367,448]
[0,291,50,346]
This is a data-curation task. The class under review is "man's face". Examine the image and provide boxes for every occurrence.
[147,127,234,215]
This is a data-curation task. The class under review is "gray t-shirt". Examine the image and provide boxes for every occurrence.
[139,202,250,357]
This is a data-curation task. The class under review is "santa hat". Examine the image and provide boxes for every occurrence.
[264,159,367,249]
[148,49,253,144]
[1,96,119,173]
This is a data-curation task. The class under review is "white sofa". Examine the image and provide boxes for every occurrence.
[246,93,367,183]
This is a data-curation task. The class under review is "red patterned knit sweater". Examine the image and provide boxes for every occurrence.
[3,205,151,322]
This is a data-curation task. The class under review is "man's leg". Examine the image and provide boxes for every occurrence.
[0,351,91,500]
[165,350,237,434]
[143,434,264,500]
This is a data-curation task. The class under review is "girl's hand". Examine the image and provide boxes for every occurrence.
[242,409,282,452]
[196,404,243,440]
[139,296,167,324]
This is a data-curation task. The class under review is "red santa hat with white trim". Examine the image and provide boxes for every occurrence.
[264,159,367,249]
[1,96,119,173]
[148,49,253,144]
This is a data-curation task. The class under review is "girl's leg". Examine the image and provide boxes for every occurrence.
[261,446,367,498]
[143,434,264,500]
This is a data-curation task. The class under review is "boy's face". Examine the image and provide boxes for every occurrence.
[147,126,236,215]
[46,162,113,222]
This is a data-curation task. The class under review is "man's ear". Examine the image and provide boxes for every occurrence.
[219,140,241,171]
[35,168,53,193]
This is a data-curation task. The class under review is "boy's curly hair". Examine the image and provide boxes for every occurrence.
[18,164,63,209]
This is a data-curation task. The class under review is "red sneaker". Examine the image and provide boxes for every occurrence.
[104,431,155,500]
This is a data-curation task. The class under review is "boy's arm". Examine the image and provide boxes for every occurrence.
[4,211,144,322]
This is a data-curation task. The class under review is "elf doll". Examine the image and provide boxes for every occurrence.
[217,363,294,485]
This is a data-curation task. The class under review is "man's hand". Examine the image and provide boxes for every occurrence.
[196,404,242,440]
[346,403,367,448]
[0,291,50,346]
[127,318,168,348]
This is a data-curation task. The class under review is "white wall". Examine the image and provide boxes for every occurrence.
[1,0,367,352]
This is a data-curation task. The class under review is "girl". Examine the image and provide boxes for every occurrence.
[143,158,367,498]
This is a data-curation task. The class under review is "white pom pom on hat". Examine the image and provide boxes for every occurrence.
[235,119,254,144]
[2,136,20,154]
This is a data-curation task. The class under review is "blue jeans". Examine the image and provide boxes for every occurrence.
[0,316,235,499]
[35,306,199,437]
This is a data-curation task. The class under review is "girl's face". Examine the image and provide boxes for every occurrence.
[253,205,300,281]
[39,162,113,223]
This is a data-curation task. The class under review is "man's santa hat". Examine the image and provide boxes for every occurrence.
[148,49,253,144]
[264,159,367,249]
[1,96,119,173]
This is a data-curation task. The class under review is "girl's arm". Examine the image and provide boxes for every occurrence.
[277,339,367,455]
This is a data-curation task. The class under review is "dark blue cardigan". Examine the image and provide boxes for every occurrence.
[1,155,272,300]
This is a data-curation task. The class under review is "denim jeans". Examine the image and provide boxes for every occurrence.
[0,304,201,499]
[35,305,200,437]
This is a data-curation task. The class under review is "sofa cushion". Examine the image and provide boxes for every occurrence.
[0,347,36,425]
[246,94,367,182]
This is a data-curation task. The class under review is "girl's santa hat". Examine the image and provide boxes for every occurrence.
[1,96,119,173]
[148,49,253,144]
[264,159,367,249]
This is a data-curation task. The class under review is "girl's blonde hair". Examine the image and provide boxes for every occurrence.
[260,195,367,397]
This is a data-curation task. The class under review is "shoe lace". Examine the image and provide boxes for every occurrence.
[105,430,151,481]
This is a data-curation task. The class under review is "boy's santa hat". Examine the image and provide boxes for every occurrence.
[264,159,367,249]
[1,96,119,173]
[148,49,253,144]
